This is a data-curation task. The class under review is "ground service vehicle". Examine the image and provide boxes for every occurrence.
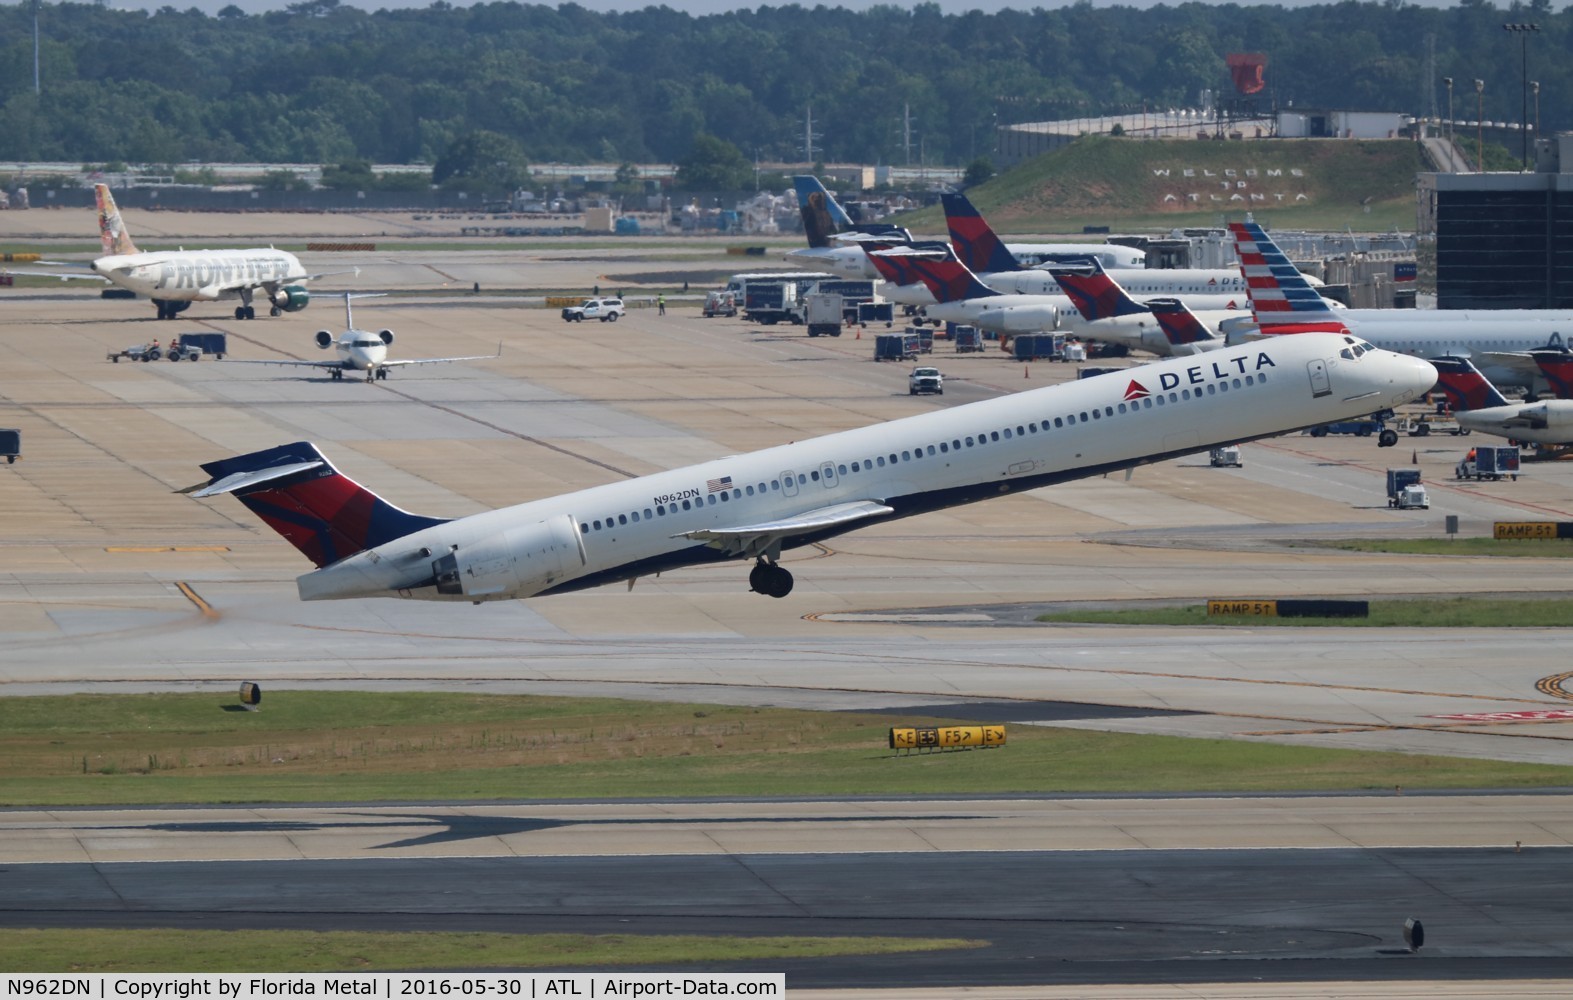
[702,291,737,318]
[953,327,982,353]
[562,297,625,322]
[0,427,18,464]
[805,293,844,338]
[909,366,944,395]
[108,342,165,362]
[1386,469,1429,509]
[723,272,826,324]
[742,281,803,325]
[1210,446,1242,467]
[174,332,227,359]
[1457,446,1521,481]
[875,333,919,362]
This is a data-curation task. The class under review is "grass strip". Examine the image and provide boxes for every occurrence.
[1295,538,1573,558]
[2,692,1570,806]
[1037,596,1573,628]
[0,928,980,973]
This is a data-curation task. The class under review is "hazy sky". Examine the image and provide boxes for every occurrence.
[10,0,1490,16]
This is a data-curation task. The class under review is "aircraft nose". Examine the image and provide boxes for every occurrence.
[1386,353,1437,406]
[1410,355,1439,396]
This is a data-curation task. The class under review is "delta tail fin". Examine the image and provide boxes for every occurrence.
[1146,298,1223,348]
[940,191,1021,274]
[1430,356,1513,412]
[184,442,448,568]
[895,250,1001,304]
[1048,259,1150,321]
[1228,220,1346,333]
[1530,349,1573,400]
[95,183,139,257]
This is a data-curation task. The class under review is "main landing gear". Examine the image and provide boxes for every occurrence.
[749,557,794,598]
[153,299,189,321]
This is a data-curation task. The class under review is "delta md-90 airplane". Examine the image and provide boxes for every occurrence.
[187,334,1436,604]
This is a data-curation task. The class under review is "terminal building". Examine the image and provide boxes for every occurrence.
[1417,133,1573,310]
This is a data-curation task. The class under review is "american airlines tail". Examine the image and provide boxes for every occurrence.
[185,442,448,569]
[940,192,1022,274]
[1430,356,1514,412]
[1229,221,1346,334]
[1049,260,1150,321]
[95,184,139,257]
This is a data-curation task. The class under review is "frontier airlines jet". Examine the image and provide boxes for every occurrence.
[186,334,1435,604]
[5,184,353,321]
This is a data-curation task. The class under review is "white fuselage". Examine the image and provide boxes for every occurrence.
[294,335,1436,603]
[1455,400,1573,445]
[1326,312,1573,389]
[93,249,302,302]
[921,292,1249,335]
[334,331,389,373]
[785,243,1150,281]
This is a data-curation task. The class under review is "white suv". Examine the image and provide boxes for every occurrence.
[562,297,625,322]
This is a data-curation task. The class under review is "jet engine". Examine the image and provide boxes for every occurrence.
[315,330,334,349]
[973,304,1060,334]
[271,285,310,312]
[429,514,587,601]
[378,329,395,346]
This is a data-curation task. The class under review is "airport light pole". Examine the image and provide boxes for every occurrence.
[1532,81,1541,162]
[1474,79,1485,172]
[1504,23,1539,171]
[1443,77,1454,170]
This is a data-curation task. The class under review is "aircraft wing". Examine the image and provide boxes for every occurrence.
[220,359,346,369]
[677,500,894,559]
[380,345,503,369]
[1480,351,1545,384]
[0,266,109,282]
[273,267,360,285]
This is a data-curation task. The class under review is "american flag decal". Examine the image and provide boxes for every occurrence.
[707,476,733,493]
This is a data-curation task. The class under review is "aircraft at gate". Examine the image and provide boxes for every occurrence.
[223,293,500,382]
[1232,220,1573,393]
[1,184,354,321]
[1431,356,1573,446]
[186,334,1435,604]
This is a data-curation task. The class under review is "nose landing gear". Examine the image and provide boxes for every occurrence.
[749,557,794,598]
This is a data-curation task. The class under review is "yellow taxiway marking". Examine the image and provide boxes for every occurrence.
[105,546,231,553]
[1536,671,1573,702]
[175,581,220,620]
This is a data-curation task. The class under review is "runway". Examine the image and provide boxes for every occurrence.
[4,796,1573,988]
[6,221,1573,991]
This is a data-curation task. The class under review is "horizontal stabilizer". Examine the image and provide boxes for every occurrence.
[186,460,325,497]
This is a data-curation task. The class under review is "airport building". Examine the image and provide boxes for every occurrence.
[1417,133,1573,309]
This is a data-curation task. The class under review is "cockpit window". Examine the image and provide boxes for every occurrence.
[1340,348,1354,360]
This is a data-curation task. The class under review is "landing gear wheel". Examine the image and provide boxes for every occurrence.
[1378,429,1399,448]
[235,306,246,320]
[330,369,343,381]
[749,559,793,598]
[270,306,281,317]
[245,306,256,320]
[375,368,387,380]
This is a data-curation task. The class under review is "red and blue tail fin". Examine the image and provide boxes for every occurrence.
[940,191,1021,274]
[1530,349,1573,400]
[1146,298,1221,347]
[902,253,1001,303]
[187,442,447,568]
[1048,260,1149,321]
[1430,357,1512,412]
[1229,221,1344,332]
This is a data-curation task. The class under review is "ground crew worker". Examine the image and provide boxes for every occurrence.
[657,294,666,316]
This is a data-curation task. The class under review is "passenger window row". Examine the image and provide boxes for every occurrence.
[580,372,1267,534]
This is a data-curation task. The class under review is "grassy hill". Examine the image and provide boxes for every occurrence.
[902,135,1426,233]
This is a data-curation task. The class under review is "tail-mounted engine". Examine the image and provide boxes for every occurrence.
[430,515,587,600]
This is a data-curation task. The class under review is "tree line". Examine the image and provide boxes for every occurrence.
[0,1,1564,179]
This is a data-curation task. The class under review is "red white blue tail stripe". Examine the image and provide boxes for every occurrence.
[1229,221,1348,335]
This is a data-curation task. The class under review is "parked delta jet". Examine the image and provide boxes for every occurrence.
[186,334,1434,603]
[1046,260,1241,356]
[1430,356,1573,446]
[1,184,354,320]
[224,294,500,382]
[783,177,1145,282]
[1232,220,1573,392]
